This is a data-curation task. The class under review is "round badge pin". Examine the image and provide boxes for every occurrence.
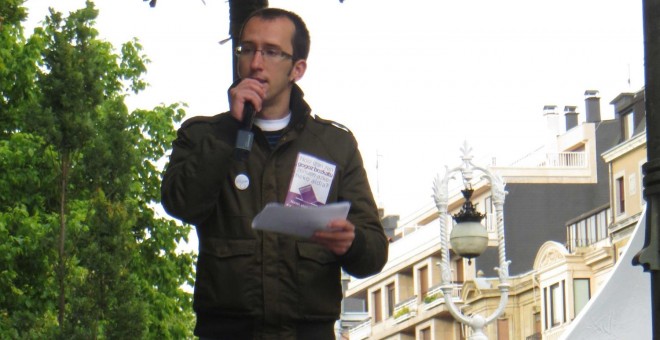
[234,173,250,190]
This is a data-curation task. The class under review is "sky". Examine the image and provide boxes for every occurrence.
[24,0,645,222]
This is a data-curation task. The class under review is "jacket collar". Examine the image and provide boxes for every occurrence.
[289,83,311,130]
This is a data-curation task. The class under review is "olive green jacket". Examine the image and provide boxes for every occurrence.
[161,85,388,335]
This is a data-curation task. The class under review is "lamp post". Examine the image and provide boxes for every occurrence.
[432,143,511,340]
[634,1,660,339]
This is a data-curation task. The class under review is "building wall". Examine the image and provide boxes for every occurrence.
[344,90,645,340]
[610,145,646,222]
[478,183,600,276]
[478,120,620,277]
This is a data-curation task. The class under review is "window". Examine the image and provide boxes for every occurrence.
[372,289,382,323]
[420,327,431,340]
[457,323,466,340]
[641,162,647,205]
[485,196,494,231]
[455,259,465,281]
[576,220,586,247]
[616,176,626,215]
[596,209,609,241]
[534,312,541,334]
[497,318,509,340]
[549,282,565,327]
[568,222,577,250]
[587,216,597,244]
[543,287,548,329]
[566,207,610,252]
[574,279,591,316]
[386,283,395,317]
[566,208,611,252]
[622,112,635,140]
[419,266,429,299]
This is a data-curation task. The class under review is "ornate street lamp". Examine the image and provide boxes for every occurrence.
[451,187,488,264]
[432,143,511,340]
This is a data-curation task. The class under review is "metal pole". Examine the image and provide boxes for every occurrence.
[228,0,268,82]
[635,1,660,339]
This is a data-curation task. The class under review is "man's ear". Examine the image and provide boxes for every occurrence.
[290,59,307,83]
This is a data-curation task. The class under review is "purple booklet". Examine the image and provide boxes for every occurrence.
[285,153,336,207]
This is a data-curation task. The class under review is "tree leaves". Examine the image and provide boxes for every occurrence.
[0,1,194,338]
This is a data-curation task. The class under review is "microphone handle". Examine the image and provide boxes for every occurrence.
[234,102,256,161]
[241,102,256,130]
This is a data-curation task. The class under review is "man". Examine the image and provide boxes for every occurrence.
[161,8,388,339]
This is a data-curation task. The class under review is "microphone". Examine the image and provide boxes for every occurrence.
[233,102,256,161]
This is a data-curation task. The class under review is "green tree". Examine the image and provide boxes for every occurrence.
[1,0,59,338]
[1,1,195,338]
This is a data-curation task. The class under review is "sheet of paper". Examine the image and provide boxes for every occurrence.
[251,202,351,238]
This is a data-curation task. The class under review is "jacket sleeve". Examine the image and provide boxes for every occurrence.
[336,145,389,278]
[161,122,233,225]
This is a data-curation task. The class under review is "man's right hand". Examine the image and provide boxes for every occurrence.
[228,78,266,121]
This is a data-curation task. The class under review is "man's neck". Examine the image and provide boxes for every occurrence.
[257,88,292,120]
[258,107,290,120]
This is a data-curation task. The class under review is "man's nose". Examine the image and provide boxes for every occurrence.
[249,51,265,69]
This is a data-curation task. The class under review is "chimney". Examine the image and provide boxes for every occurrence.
[544,105,560,136]
[564,105,579,131]
[381,214,399,240]
[584,90,601,123]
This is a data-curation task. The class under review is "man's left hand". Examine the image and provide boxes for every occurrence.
[312,219,355,256]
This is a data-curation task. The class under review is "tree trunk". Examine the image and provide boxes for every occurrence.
[57,152,69,329]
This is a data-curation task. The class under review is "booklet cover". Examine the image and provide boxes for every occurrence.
[285,153,336,207]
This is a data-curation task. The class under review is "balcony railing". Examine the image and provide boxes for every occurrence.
[349,284,465,336]
[423,283,463,309]
[525,332,542,340]
[509,150,586,168]
[348,318,372,340]
[393,296,417,323]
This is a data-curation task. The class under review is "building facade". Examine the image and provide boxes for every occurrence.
[340,88,647,340]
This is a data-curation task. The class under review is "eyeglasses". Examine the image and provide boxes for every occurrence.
[235,44,293,62]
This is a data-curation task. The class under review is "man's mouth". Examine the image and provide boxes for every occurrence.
[251,77,267,84]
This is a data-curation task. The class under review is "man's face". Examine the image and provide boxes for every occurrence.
[238,16,306,109]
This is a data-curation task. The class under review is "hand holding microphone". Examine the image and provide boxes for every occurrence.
[229,78,265,161]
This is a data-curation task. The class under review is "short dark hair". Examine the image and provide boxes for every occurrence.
[241,8,310,61]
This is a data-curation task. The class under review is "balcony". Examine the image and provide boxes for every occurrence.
[393,296,417,323]
[494,125,598,183]
[509,151,587,168]
[348,283,466,338]
[525,332,542,340]
[348,318,371,340]
[423,284,462,310]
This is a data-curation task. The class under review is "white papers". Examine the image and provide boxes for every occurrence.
[252,202,351,238]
